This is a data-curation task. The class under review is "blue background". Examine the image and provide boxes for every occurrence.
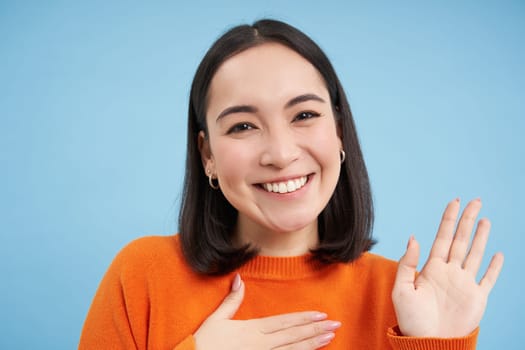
[1,1,523,348]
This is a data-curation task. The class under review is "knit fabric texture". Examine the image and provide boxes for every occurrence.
[79,235,478,349]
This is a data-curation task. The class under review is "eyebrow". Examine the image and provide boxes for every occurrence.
[216,105,257,121]
[285,93,326,108]
[215,93,326,122]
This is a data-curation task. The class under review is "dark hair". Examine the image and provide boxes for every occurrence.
[179,19,375,275]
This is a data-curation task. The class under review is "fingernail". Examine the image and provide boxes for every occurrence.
[318,332,335,345]
[311,312,328,321]
[407,235,414,249]
[324,321,342,331]
[455,197,460,202]
[231,273,241,292]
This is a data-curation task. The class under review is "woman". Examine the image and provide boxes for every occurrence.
[79,19,503,349]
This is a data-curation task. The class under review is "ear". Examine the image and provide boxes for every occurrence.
[198,130,214,172]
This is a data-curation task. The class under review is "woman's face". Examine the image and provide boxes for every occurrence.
[200,42,342,242]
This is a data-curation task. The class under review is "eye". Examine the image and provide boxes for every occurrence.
[293,111,321,122]
[226,122,256,134]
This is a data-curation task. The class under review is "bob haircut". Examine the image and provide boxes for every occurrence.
[179,19,375,275]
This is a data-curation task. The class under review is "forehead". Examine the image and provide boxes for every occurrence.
[207,42,328,111]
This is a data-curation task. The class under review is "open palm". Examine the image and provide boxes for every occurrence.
[392,199,504,337]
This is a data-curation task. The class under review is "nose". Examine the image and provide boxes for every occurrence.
[259,127,300,169]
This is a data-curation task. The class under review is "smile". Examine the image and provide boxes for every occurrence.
[260,176,308,194]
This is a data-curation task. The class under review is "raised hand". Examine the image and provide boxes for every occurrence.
[392,198,504,338]
[194,274,341,349]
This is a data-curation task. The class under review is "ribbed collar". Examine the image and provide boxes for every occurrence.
[237,254,331,280]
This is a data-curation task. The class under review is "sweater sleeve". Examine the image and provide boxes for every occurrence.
[79,249,141,349]
[387,326,479,350]
[172,336,196,350]
[78,240,197,350]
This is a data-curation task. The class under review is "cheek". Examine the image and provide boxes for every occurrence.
[308,122,341,162]
[212,140,253,183]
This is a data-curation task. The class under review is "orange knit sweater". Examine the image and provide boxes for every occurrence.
[79,235,478,349]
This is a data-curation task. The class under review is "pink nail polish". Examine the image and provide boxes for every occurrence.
[406,235,413,249]
[324,321,342,331]
[311,312,328,321]
[231,273,241,292]
[318,332,335,345]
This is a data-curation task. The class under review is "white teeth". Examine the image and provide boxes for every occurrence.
[261,176,308,194]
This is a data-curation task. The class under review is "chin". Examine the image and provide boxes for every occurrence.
[266,217,317,234]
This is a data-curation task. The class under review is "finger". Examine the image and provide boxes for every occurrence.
[480,252,504,293]
[394,236,420,288]
[208,273,245,320]
[267,320,341,348]
[256,311,328,334]
[273,332,336,350]
[448,199,482,264]
[428,198,461,261]
[463,218,491,274]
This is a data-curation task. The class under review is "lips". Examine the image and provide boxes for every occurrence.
[260,175,308,194]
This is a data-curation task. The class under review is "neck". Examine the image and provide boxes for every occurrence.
[234,217,319,257]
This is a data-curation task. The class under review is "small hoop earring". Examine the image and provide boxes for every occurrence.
[340,149,346,163]
[207,170,219,190]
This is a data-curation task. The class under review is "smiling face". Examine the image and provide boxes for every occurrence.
[200,42,342,254]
